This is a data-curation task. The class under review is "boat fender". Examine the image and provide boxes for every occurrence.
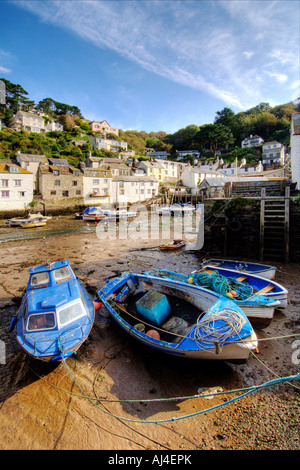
[227,219,242,232]
[188,277,194,284]
[9,316,17,333]
[146,330,160,340]
[93,300,102,311]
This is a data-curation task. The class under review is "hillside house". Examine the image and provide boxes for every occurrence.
[241,135,264,148]
[89,120,119,136]
[10,111,63,133]
[262,141,285,165]
[155,159,180,183]
[89,136,127,153]
[137,161,165,183]
[0,160,33,210]
[147,151,168,160]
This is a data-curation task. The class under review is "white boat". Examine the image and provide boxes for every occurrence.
[98,271,258,362]
[202,259,276,280]
[145,269,282,329]
[99,208,137,220]
[156,203,195,216]
[7,212,50,227]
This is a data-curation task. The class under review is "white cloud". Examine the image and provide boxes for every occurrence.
[15,0,300,111]
[0,66,11,74]
[243,51,254,60]
[267,72,288,84]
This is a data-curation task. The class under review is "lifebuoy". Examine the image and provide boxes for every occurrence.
[227,219,242,232]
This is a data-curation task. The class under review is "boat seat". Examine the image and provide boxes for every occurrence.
[255,284,275,295]
[236,276,247,282]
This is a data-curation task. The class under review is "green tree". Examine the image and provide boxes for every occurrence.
[195,123,234,157]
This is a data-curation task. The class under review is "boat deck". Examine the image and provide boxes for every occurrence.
[114,291,205,344]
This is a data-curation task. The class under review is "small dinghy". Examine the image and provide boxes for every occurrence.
[9,260,96,361]
[98,272,258,361]
[195,266,288,309]
[160,240,186,251]
[201,259,276,280]
[145,269,282,329]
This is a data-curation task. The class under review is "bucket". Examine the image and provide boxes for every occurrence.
[134,323,145,333]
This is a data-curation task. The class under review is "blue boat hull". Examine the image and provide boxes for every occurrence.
[98,272,258,361]
[12,260,95,362]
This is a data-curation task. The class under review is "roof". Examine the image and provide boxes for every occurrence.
[17,153,48,163]
[199,178,225,187]
[113,175,158,182]
[48,158,69,166]
[0,163,32,174]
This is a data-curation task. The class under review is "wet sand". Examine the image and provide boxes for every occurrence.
[0,218,299,451]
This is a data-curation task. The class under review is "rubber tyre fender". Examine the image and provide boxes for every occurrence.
[227,219,242,232]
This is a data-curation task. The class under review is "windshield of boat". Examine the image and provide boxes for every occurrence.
[58,299,86,326]
[30,271,50,287]
[27,312,56,331]
[53,266,72,282]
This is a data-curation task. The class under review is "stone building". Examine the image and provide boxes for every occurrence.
[38,163,83,202]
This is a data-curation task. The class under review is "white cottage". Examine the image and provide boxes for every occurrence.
[0,161,34,211]
[111,176,159,204]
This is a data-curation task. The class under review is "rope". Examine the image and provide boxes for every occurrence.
[190,271,253,300]
[193,307,246,349]
[61,356,300,424]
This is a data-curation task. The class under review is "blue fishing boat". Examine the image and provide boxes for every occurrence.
[145,269,283,329]
[9,260,96,362]
[98,272,258,361]
[201,259,276,280]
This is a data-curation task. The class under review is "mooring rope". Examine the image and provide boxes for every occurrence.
[60,356,300,424]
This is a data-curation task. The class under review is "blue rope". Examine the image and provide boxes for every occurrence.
[191,271,252,300]
[61,357,300,424]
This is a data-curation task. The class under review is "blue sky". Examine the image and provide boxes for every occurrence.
[0,0,299,134]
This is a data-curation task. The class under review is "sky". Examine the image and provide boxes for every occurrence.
[0,0,299,134]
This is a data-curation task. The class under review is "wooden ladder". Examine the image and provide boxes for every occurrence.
[260,187,290,262]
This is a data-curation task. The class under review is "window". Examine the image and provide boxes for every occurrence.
[72,181,78,186]
[53,170,59,176]
[27,312,56,331]
[18,191,26,197]
[2,180,8,187]
[53,266,71,281]
[58,300,85,326]
[93,179,99,184]
[1,191,9,197]
[54,180,60,186]
[76,190,81,195]
[62,190,69,197]
[73,171,79,176]
[14,180,21,186]
[31,271,50,286]
[9,166,18,173]
[50,190,56,195]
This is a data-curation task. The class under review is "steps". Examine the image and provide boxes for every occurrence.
[260,188,289,262]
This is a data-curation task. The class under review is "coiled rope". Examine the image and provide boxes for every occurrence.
[193,308,246,349]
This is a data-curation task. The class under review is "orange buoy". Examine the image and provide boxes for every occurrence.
[230,290,238,297]
[146,330,160,340]
[93,300,102,311]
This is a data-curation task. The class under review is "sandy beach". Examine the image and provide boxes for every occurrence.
[0,216,299,451]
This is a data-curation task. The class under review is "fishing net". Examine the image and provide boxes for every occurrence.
[190,271,253,300]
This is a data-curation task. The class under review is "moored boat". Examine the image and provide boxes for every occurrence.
[201,259,276,280]
[145,269,282,329]
[7,212,50,227]
[9,259,95,361]
[97,271,258,361]
[20,216,48,228]
[160,240,186,251]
